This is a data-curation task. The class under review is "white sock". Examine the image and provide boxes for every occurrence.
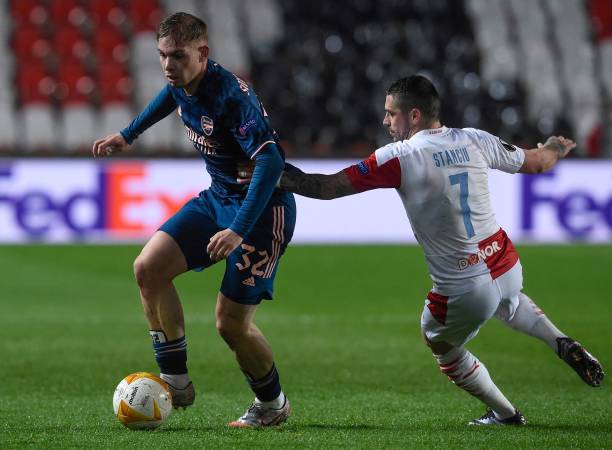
[160,373,190,390]
[502,293,566,351]
[255,391,286,409]
[436,347,516,419]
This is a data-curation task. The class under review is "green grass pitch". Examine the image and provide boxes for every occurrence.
[1,244,611,449]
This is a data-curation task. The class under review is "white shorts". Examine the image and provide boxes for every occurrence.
[421,261,523,347]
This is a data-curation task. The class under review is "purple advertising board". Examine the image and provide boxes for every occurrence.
[0,159,610,244]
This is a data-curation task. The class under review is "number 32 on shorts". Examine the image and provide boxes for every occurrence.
[235,244,270,276]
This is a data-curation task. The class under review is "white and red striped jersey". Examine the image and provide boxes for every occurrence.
[344,126,525,295]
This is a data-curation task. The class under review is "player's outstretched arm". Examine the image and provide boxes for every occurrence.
[92,133,130,157]
[279,165,357,200]
[519,136,575,174]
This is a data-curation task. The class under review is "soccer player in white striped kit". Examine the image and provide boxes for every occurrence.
[274,75,604,425]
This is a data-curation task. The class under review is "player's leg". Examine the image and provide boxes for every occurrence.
[134,195,223,408]
[135,231,187,338]
[218,195,296,428]
[491,264,563,351]
[492,261,603,386]
[215,295,274,377]
[421,279,524,425]
[427,339,525,425]
[216,294,290,428]
[133,230,195,407]
[496,291,604,387]
[496,291,564,350]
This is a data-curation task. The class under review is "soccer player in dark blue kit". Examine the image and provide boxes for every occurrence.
[92,12,295,428]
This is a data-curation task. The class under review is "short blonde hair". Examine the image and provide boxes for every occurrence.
[156,12,208,44]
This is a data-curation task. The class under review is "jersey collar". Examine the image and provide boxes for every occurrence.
[183,59,217,100]
[411,126,448,140]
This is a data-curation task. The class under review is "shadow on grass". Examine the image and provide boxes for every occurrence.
[525,423,612,433]
[285,423,391,431]
[160,422,612,434]
[159,423,389,433]
[155,426,218,433]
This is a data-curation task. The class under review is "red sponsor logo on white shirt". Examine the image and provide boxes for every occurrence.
[457,241,502,270]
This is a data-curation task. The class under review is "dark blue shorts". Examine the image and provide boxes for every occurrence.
[159,189,296,305]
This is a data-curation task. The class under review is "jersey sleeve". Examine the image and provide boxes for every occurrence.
[229,147,283,237]
[227,89,277,159]
[343,144,402,192]
[467,128,525,173]
[120,85,177,144]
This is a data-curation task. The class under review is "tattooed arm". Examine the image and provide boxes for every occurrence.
[238,155,400,199]
[519,136,575,174]
[278,165,357,200]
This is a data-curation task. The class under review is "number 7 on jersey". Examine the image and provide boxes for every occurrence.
[449,172,475,238]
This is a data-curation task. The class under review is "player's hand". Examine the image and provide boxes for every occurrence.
[92,133,129,158]
[207,228,243,262]
[540,136,576,158]
[236,160,255,184]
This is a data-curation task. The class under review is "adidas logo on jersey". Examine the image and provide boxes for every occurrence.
[242,276,256,287]
[457,241,501,270]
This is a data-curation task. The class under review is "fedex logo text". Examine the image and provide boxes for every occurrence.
[0,163,196,240]
[521,169,612,238]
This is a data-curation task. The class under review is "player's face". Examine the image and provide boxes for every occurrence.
[158,37,208,92]
[382,95,412,141]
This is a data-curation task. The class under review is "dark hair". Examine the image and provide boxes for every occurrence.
[387,75,440,122]
[156,12,208,44]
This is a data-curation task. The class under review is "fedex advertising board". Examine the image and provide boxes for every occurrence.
[0,160,204,242]
[0,159,610,244]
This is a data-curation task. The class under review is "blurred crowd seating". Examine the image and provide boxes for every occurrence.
[0,0,610,157]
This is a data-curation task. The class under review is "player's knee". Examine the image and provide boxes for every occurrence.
[215,316,248,348]
[421,329,433,349]
[133,254,164,290]
[422,331,455,355]
[133,255,148,289]
[430,341,455,355]
[421,329,452,352]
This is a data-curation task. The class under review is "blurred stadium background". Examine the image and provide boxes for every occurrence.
[1,0,611,245]
[0,0,611,157]
[2,2,611,447]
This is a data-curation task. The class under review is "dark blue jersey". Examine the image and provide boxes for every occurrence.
[120,59,284,199]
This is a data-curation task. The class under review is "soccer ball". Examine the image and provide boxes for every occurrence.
[112,372,173,430]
